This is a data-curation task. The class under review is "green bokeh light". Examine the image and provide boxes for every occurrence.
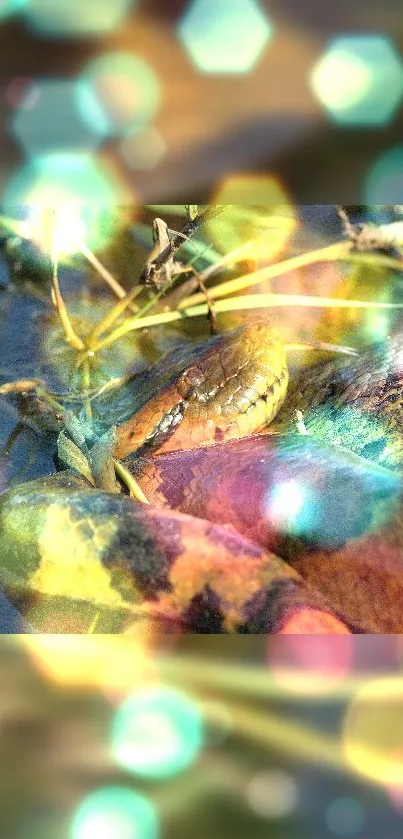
[23,0,136,37]
[364,312,390,341]
[3,153,129,251]
[0,0,27,20]
[78,53,161,138]
[111,686,203,779]
[71,786,158,839]
[178,0,273,74]
[4,153,126,205]
[364,146,403,204]
[310,35,403,126]
[12,79,101,158]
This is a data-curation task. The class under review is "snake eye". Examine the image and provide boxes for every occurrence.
[177,366,208,400]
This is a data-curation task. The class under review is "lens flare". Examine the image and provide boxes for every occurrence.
[311,51,372,111]
[364,311,390,341]
[310,35,403,126]
[78,53,161,138]
[178,0,274,74]
[71,787,158,839]
[3,153,132,251]
[18,205,86,256]
[111,686,203,779]
[268,480,305,530]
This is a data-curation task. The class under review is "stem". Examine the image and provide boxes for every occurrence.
[113,459,150,504]
[81,358,93,422]
[85,283,144,348]
[178,242,403,309]
[79,241,131,301]
[90,292,403,352]
[44,209,85,351]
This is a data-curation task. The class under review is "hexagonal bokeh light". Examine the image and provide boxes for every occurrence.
[77,53,161,139]
[2,153,132,251]
[364,146,403,203]
[11,79,101,158]
[310,35,403,126]
[4,153,129,205]
[178,0,274,74]
[208,174,296,261]
[22,0,137,37]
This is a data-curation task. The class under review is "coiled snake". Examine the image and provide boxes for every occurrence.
[1,320,403,634]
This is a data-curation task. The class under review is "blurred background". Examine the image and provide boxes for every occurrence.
[0,634,403,839]
[0,0,403,203]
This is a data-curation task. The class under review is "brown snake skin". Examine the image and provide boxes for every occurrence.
[120,326,403,633]
[3,321,403,633]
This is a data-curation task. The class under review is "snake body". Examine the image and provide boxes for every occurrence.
[128,434,403,633]
[2,320,403,633]
[0,470,350,634]
[112,322,288,457]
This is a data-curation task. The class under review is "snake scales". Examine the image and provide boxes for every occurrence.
[2,320,403,633]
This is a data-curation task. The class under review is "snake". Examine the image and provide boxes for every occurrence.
[2,319,403,634]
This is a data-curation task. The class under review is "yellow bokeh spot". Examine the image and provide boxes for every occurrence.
[23,634,156,695]
[208,175,297,262]
[343,677,403,785]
